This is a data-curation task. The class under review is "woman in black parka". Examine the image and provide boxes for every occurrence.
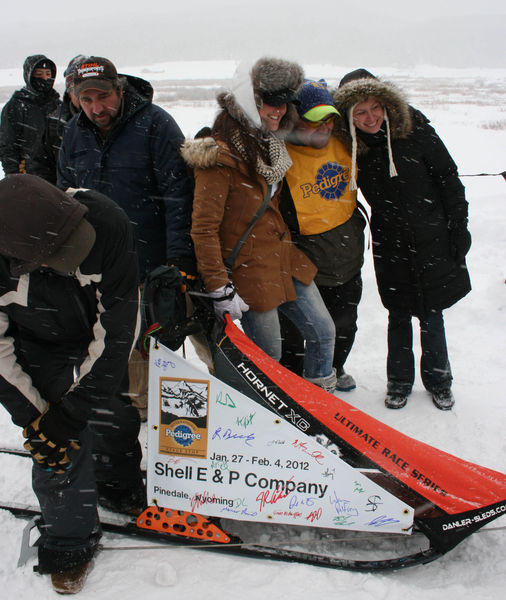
[333,69,471,411]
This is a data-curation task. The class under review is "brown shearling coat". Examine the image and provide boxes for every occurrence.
[183,138,316,313]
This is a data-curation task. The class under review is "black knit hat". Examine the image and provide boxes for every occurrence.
[338,68,377,88]
[0,175,95,276]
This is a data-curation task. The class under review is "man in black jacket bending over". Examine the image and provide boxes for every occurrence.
[0,174,142,594]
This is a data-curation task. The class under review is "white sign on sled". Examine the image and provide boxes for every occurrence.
[147,342,414,534]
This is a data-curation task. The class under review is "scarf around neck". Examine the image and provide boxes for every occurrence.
[230,130,293,185]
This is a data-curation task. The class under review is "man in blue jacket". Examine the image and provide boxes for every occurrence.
[57,56,194,281]
[58,56,197,417]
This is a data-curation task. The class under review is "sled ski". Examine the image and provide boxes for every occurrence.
[1,500,443,571]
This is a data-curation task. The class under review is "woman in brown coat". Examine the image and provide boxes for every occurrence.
[182,57,337,391]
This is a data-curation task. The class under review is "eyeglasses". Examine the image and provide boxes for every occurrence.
[301,115,336,128]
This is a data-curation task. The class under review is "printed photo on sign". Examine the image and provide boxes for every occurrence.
[158,377,209,458]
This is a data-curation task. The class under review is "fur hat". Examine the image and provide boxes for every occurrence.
[218,57,304,135]
[250,57,303,106]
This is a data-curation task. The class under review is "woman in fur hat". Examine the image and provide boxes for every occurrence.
[182,57,338,392]
[333,69,471,410]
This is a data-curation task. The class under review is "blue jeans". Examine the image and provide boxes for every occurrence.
[240,279,335,379]
[280,273,363,376]
[387,308,452,394]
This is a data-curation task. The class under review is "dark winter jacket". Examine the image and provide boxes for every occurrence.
[0,188,139,429]
[333,75,471,316]
[57,74,194,281]
[0,54,60,182]
[44,91,79,164]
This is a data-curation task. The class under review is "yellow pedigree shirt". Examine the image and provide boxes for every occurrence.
[286,137,356,235]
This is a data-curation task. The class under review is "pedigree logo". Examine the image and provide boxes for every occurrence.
[77,63,105,78]
[158,376,209,458]
[299,162,349,200]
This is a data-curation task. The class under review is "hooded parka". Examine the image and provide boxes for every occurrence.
[0,54,60,182]
[333,74,471,317]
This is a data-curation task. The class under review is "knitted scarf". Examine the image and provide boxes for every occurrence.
[230,130,292,185]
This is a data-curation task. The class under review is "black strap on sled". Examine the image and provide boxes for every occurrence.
[224,184,272,272]
[140,265,203,356]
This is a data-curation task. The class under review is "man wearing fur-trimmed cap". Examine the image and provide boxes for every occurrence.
[0,54,61,182]
[279,78,367,392]
[0,174,143,593]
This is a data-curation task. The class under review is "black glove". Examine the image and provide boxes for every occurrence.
[23,404,82,474]
[448,219,472,262]
[166,257,198,292]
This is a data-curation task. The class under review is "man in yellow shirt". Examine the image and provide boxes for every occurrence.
[280,79,366,391]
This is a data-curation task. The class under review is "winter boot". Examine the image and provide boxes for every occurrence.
[385,392,409,409]
[51,562,90,595]
[304,368,338,394]
[431,389,455,410]
[97,480,146,516]
[335,371,356,392]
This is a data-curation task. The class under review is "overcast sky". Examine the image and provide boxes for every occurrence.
[1,0,505,70]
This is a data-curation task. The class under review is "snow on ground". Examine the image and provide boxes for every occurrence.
[0,62,505,599]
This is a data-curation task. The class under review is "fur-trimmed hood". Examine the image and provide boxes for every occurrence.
[181,137,258,183]
[332,70,412,154]
[330,70,413,190]
[217,57,304,137]
[181,137,228,170]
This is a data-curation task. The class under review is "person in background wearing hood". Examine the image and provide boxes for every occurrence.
[279,79,366,391]
[57,56,196,421]
[333,69,471,411]
[0,54,61,182]
[44,54,85,166]
[183,58,338,393]
[0,174,142,594]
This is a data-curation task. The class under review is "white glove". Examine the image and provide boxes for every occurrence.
[209,283,249,321]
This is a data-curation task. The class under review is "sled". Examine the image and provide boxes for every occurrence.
[139,315,506,570]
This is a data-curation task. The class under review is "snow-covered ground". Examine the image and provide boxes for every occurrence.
[0,61,505,599]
